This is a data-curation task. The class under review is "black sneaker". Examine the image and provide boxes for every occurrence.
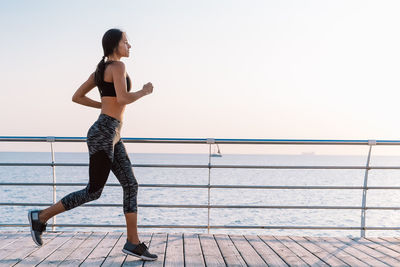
[122,239,158,261]
[28,210,47,246]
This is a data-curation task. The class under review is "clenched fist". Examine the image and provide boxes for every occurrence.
[142,82,153,95]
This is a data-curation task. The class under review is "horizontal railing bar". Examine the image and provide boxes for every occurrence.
[3,136,400,145]
[2,162,400,170]
[0,224,206,228]
[2,182,400,190]
[2,202,400,210]
[2,224,400,230]
[0,163,204,168]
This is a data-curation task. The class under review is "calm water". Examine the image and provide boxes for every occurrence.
[1,151,400,237]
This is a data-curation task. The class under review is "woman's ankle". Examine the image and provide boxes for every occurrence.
[38,210,48,224]
[127,237,140,245]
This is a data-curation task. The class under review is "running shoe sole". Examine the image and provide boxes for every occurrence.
[122,248,157,261]
[28,210,42,246]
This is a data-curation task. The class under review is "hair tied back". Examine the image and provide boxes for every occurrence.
[94,28,124,86]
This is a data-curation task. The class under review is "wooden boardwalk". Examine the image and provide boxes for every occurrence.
[1,231,400,266]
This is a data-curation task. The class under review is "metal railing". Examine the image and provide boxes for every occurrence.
[1,136,400,237]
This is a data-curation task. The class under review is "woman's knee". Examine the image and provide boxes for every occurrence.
[60,186,102,211]
[87,186,103,201]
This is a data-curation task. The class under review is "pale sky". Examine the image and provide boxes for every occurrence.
[1,0,400,154]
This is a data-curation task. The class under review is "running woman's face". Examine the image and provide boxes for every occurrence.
[116,32,131,58]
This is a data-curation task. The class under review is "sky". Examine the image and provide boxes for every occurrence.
[1,0,400,154]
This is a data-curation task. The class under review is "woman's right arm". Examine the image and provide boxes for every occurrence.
[72,72,102,108]
[112,62,153,105]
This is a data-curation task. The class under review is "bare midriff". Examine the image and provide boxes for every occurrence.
[100,97,126,122]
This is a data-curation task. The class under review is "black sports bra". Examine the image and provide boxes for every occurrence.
[98,75,131,97]
[97,61,132,97]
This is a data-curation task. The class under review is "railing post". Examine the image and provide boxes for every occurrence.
[47,136,57,231]
[361,139,375,237]
[206,138,215,234]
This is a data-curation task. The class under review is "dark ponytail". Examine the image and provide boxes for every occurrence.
[94,29,124,86]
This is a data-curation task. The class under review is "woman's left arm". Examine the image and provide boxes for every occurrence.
[72,72,102,109]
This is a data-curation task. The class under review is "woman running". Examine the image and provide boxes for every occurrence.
[28,28,157,261]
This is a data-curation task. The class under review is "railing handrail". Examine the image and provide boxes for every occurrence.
[2,135,400,145]
[3,182,400,190]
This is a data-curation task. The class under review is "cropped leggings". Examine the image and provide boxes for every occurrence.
[60,113,138,213]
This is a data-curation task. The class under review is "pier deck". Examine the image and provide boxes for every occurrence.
[1,231,400,266]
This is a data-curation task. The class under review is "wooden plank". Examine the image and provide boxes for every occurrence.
[198,234,225,267]
[164,233,184,267]
[101,233,127,267]
[229,234,266,266]
[183,233,205,267]
[364,237,400,261]
[37,232,92,266]
[14,231,75,266]
[143,233,167,267]
[276,236,329,266]
[259,235,307,266]
[0,231,23,246]
[0,232,30,250]
[378,237,400,253]
[0,234,33,261]
[288,236,348,267]
[215,234,247,267]
[305,236,369,267]
[0,231,17,237]
[58,231,107,266]
[321,236,389,266]
[80,232,122,266]
[336,237,400,266]
[244,235,287,267]
[0,231,20,238]
[0,232,60,266]
[123,232,153,267]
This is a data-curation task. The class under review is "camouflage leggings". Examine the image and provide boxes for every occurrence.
[61,113,138,213]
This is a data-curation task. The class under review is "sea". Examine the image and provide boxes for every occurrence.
[2,151,400,238]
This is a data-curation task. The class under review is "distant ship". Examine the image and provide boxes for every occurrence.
[211,144,222,157]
